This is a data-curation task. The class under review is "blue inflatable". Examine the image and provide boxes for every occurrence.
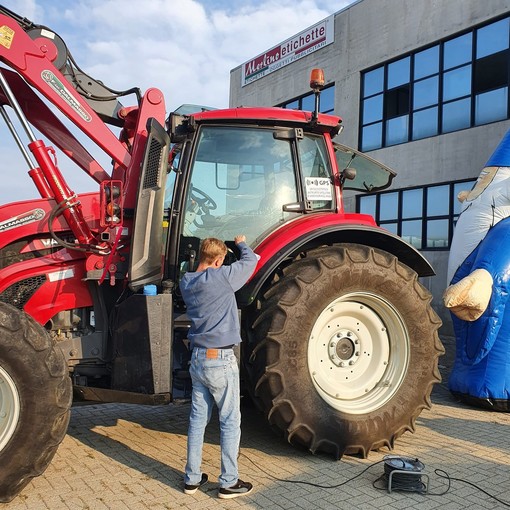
[448,217,510,410]
[445,129,510,411]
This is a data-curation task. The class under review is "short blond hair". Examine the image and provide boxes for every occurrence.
[199,238,227,264]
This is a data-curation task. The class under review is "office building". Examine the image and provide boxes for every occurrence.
[229,0,510,330]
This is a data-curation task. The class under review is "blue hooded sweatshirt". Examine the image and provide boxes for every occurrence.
[179,242,258,349]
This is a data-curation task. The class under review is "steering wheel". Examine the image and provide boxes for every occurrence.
[191,186,217,212]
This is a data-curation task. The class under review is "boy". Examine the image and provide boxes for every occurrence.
[179,235,258,499]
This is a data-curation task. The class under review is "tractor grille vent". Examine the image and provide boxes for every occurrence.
[143,137,164,190]
[0,275,46,310]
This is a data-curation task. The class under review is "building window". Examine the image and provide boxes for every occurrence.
[360,15,510,151]
[356,179,476,250]
[279,84,335,114]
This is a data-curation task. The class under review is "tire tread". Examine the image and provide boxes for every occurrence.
[243,244,443,459]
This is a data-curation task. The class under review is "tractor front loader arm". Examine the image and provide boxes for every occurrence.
[0,9,130,168]
[0,7,167,272]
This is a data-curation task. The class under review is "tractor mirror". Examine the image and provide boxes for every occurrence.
[167,113,189,143]
[341,167,357,181]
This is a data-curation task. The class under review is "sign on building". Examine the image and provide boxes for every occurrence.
[241,15,334,87]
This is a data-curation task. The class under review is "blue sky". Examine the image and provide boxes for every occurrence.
[0,0,355,201]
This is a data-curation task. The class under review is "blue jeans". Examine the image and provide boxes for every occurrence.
[184,347,241,488]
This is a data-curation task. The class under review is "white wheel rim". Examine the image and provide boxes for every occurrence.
[308,292,409,415]
[0,366,20,451]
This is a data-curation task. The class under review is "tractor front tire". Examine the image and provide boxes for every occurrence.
[0,303,72,502]
[245,244,443,458]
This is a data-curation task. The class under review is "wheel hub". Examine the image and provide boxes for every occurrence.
[0,366,20,452]
[328,329,360,366]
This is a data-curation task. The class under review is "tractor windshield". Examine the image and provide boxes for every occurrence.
[180,125,333,245]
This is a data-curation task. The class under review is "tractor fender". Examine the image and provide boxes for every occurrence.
[239,223,434,306]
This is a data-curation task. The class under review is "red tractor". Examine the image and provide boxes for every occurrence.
[0,6,443,502]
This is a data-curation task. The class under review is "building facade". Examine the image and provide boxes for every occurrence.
[229,0,510,332]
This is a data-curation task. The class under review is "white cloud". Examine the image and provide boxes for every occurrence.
[3,0,41,19]
[0,0,354,203]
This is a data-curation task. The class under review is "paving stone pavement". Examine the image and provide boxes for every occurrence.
[2,337,510,510]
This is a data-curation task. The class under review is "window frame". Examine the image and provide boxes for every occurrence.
[278,84,336,114]
[356,178,477,251]
[360,14,510,151]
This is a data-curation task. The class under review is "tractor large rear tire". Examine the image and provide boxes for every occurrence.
[244,244,443,458]
[0,303,72,502]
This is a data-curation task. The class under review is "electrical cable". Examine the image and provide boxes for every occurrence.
[241,451,510,507]
[241,452,385,489]
[433,469,510,507]
[48,199,87,252]
[48,198,108,255]
[66,51,142,104]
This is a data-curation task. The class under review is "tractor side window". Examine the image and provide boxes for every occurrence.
[299,135,334,210]
[334,143,396,193]
[164,145,181,210]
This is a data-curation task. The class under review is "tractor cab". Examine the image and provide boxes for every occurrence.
[163,111,338,281]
